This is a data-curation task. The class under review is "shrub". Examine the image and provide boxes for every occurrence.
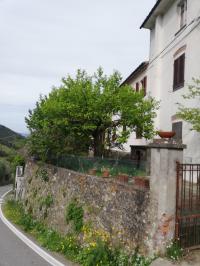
[78,240,111,266]
[65,200,84,233]
[12,154,25,174]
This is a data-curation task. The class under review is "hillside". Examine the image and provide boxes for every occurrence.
[0,125,24,148]
[0,125,25,185]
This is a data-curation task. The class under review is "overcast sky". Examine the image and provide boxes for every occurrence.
[0,0,155,133]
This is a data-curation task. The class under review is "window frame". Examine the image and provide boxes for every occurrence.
[179,0,187,29]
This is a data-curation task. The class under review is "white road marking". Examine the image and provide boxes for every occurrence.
[0,189,66,266]
[0,198,4,204]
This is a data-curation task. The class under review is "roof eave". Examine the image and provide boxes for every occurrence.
[120,61,149,87]
[140,0,174,30]
[140,0,162,29]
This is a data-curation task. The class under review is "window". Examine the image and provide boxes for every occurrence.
[136,82,139,92]
[172,122,182,140]
[179,0,187,28]
[141,76,147,96]
[173,53,185,91]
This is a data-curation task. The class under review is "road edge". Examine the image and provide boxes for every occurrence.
[0,189,66,266]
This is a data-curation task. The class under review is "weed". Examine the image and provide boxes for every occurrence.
[166,240,183,261]
[36,168,49,182]
[66,199,84,233]
[39,195,53,209]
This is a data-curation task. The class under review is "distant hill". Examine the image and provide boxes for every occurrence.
[0,125,25,185]
[0,125,24,148]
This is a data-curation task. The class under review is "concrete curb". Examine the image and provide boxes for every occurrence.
[0,189,66,266]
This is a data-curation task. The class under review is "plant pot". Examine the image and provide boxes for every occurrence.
[102,169,110,178]
[118,174,129,183]
[88,168,97,175]
[158,131,176,139]
[134,176,149,189]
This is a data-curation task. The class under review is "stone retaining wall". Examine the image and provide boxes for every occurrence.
[22,160,154,253]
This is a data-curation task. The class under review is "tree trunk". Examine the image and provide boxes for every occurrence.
[93,130,105,157]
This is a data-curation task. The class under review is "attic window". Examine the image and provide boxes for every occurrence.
[179,0,187,28]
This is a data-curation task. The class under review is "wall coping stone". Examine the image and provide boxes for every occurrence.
[147,142,186,150]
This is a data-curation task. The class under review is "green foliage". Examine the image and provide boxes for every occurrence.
[11,154,25,174]
[166,240,183,261]
[66,200,84,233]
[79,240,112,266]
[36,168,49,182]
[0,159,11,185]
[177,78,200,132]
[0,125,26,184]
[26,67,158,159]
[40,195,54,208]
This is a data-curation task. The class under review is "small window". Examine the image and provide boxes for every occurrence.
[136,82,139,92]
[172,122,182,140]
[179,0,187,28]
[173,53,185,91]
[141,76,147,96]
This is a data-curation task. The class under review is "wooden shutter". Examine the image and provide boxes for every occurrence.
[136,82,139,92]
[179,53,185,86]
[173,58,179,89]
[173,53,185,90]
[172,122,182,140]
[143,76,147,96]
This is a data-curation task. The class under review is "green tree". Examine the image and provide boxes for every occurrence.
[177,78,200,132]
[26,68,158,159]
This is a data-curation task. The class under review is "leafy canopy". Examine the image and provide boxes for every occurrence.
[177,78,200,132]
[26,68,158,159]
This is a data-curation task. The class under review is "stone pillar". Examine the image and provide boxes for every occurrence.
[146,140,186,254]
[15,166,25,200]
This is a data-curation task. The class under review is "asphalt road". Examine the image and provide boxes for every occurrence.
[0,185,51,266]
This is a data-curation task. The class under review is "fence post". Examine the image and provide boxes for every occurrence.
[146,140,186,253]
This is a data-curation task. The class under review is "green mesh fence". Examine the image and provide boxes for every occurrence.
[53,155,146,177]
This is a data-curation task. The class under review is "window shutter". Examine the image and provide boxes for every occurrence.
[143,76,147,96]
[136,82,139,92]
[179,54,185,85]
[172,122,182,140]
[173,53,185,90]
[173,58,178,89]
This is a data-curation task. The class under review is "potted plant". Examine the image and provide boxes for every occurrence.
[157,130,175,139]
[88,168,97,175]
[134,176,149,189]
[101,167,110,178]
[117,173,129,183]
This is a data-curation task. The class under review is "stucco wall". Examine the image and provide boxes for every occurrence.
[145,0,200,163]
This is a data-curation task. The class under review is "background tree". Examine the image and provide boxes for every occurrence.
[177,78,200,132]
[26,68,158,159]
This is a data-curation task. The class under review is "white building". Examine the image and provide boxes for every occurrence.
[123,0,200,163]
